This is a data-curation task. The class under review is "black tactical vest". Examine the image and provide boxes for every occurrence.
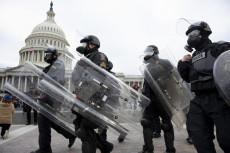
[189,44,216,92]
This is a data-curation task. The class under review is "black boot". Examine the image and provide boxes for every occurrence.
[138,145,153,153]
[152,132,161,138]
[30,148,52,153]
[102,141,113,153]
[138,150,154,153]
[117,134,125,142]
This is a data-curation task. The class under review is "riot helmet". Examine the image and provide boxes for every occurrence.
[44,44,58,63]
[186,21,212,36]
[185,21,212,51]
[106,61,113,71]
[142,45,159,61]
[80,35,100,48]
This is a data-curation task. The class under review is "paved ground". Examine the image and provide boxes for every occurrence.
[0,124,224,153]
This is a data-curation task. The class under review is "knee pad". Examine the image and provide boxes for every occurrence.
[161,122,172,131]
[77,128,86,139]
[141,118,152,127]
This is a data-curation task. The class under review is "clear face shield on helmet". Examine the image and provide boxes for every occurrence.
[176,18,211,52]
[187,29,200,37]
[139,46,157,63]
[176,18,198,37]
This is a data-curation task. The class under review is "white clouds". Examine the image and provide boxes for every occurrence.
[0,0,230,74]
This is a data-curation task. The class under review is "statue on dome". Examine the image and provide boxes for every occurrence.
[50,1,53,11]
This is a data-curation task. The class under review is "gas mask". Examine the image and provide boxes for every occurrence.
[44,52,54,63]
[185,29,205,51]
[76,46,86,54]
[76,42,91,55]
[144,55,153,61]
[76,42,92,55]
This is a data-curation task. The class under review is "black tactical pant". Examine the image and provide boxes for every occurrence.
[153,116,161,134]
[188,91,230,153]
[77,117,113,153]
[0,124,11,137]
[141,101,175,153]
[186,113,192,138]
[38,113,76,152]
[27,106,37,124]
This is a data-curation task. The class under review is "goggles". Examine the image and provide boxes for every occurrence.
[187,29,200,37]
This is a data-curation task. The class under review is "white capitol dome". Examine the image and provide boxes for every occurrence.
[30,5,66,40]
[19,2,73,69]
[31,19,66,39]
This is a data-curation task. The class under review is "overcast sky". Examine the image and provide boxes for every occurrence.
[0,0,230,75]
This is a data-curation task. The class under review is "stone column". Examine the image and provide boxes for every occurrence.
[25,52,27,61]
[27,52,29,61]
[5,76,8,83]
[42,51,44,62]
[28,51,31,61]
[34,51,36,62]
[37,77,40,84]
[31,51,34,62]
[18,76,21,90]
[24,52,26,63]
[24,76,27,92]
[19,54,22,64]
[68,78,71,90]
[21,53,23,63]
[37,51,39,62]
[20,53,23,64]
[21,54,23,64]
[1,77,4,90]
[12,76,14,85]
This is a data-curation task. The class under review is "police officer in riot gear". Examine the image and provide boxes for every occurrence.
[25,82,37,125]
[177,21,230,153]
[139,45,176,153]
[31,45,76,153]
[74,35,113,153]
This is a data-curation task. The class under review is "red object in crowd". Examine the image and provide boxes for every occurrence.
[132,84,139,88]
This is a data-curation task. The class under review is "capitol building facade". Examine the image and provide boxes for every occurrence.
[0,2,144,93]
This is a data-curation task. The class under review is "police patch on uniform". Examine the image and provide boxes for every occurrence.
[192,52,206,63]
[52,65,56,69]
[100,62,107,69]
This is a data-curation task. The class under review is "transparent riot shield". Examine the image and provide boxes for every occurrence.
[4,78,76,136]
[14,52,150,139]
[139,55,193,129]
[213,50,230,106]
